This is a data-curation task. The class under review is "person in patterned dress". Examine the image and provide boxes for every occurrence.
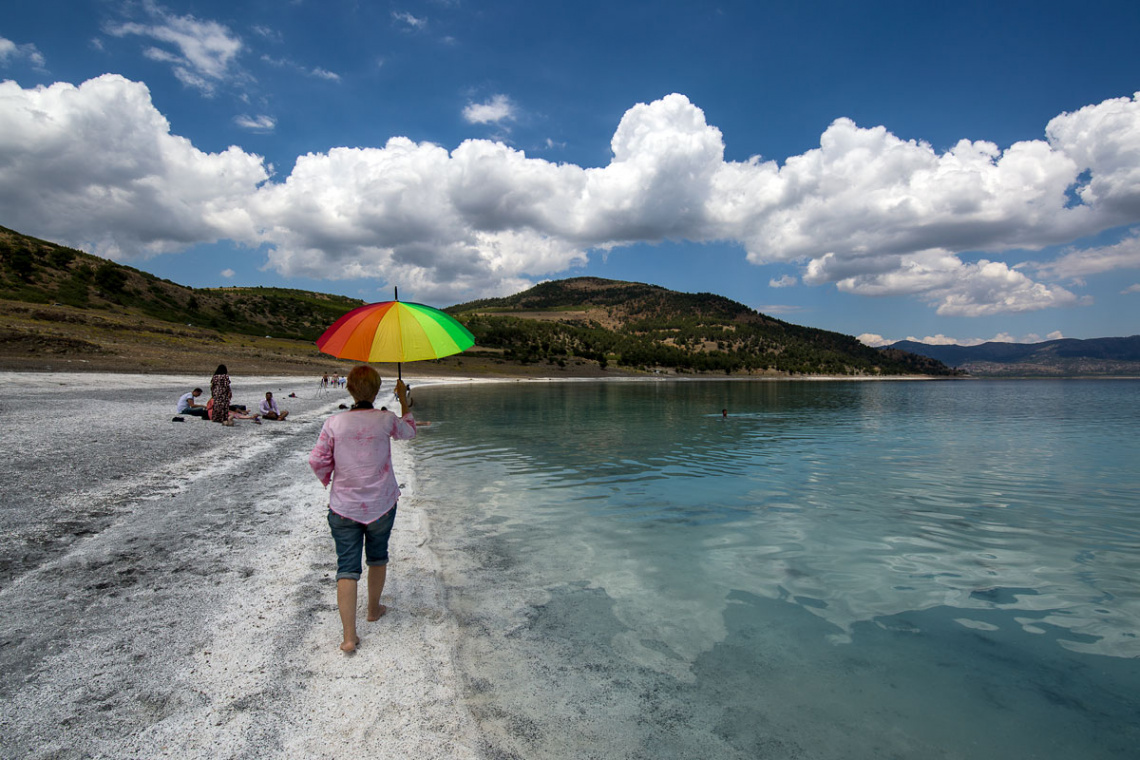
[210,364,233,426]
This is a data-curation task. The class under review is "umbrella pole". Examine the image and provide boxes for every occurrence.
[395,286,402,383]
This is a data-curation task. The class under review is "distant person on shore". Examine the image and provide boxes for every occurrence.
[321,372,329,390]
[260,391,288,420]
[722,408,728,419]
[331,373,340,389]
[177,388,208,419]
[211,364,233,426]
[309,365,415,653]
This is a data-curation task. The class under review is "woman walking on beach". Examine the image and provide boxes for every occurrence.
[210,364,233,426]
[309,365,415,652]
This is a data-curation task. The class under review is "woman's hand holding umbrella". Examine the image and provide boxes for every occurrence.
[395,378,412,415]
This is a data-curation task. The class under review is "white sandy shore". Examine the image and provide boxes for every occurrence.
[0,371,485,759]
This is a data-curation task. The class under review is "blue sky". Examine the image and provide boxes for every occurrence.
[1,0,1139,346]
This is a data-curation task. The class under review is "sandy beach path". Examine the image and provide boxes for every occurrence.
[0,373,481,759]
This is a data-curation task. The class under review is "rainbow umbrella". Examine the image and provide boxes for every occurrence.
[316,288,475,379]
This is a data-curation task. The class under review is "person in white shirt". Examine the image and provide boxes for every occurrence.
[177,388,208,418]
[259,391,288,420]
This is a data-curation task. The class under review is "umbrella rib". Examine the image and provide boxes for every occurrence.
[393,301,405,363]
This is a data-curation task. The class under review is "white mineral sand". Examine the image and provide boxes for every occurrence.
[0,371,485,759]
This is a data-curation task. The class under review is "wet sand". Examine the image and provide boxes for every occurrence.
[0,372,483,759]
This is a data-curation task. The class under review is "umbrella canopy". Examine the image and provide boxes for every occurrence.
[316,299,475,364]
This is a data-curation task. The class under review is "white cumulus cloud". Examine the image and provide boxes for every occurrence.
[0,35,46,70]
[756,304,805,316]
[0,75,268,259]
[4,79,1140,307]
[769,275,797,288]
[251,25,282,43]
[856,333,890,347]
[463,94,516,125]
[235,114,275,131]
[921,334,972,346]
[1045,95,1140,221]
[806,250,1083,316]
[392,11,427,30]
[260,55,341,82]
[1035,230,1140,280]
[107,5,242,95]
[247,138,586,302]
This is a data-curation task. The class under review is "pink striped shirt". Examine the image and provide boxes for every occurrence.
[309,408,417,523]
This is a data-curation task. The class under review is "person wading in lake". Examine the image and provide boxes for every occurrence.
[308,365,415,653]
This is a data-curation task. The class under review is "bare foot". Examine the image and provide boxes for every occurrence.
[366,604,388,621]
[340,635,361,653]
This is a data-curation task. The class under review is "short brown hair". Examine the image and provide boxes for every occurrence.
[346,365,381,402]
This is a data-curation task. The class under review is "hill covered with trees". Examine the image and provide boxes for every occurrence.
[0,226,956,376]
[449,278,958,376]
[0,226,363,341]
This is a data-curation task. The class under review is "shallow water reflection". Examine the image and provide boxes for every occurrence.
[411,380,1140,758]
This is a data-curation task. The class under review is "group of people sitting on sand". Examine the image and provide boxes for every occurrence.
[175,364,289,426]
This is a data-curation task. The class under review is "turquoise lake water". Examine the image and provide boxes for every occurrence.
[408,379,1140,759]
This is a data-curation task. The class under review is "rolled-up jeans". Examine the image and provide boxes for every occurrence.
[327,505,397,580]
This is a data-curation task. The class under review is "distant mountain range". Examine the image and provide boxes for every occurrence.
[890,337,1140,377]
